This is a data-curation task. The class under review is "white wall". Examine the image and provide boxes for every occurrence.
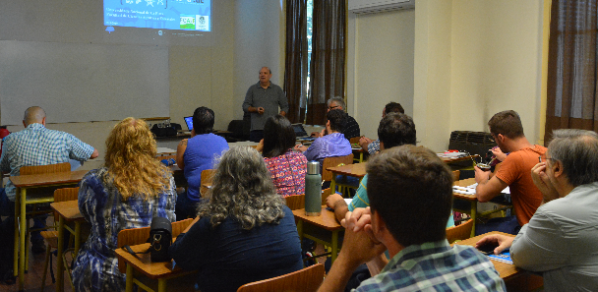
[3,0,286,166]
[350,9,415,139]
[411,0,543,151]
[449,0,544,144]
[233,0,285,121]
[413,0,453,151]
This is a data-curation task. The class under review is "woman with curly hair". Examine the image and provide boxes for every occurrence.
[72,118,176,292]
[170,146,302,292]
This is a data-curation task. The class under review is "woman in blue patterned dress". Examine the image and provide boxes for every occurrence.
[72,118,176,292]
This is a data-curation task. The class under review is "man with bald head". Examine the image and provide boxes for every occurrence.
[242,67,289,142]
[0,106,98,254]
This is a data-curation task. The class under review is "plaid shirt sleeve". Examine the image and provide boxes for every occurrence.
[66,134,95,161]
[367,140,380,155]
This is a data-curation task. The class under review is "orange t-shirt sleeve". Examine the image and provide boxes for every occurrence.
[494,153,520,186]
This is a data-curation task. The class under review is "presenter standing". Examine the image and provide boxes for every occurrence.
[243,67,289,142]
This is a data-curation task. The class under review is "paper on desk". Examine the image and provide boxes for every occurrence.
[453,183,510,196]
[344,198,352,206]
[157,147,177,154]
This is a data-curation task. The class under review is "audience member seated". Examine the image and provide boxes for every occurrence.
[0,106,98,263]
[256,115,307,197]
[474,110,546,235]
[359,102,405,155]
[169,146,303,292]
[318,145,506,292]
[327,113,454,228]
[175,107,229,220]
[311,97,360,140]
[477,129,598,292]
[72,118,176,292]
[295,109,352,168]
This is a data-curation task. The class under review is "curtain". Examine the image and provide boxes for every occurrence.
[284,0,308,124]
[545,0,598,143]
[304,0,347,125]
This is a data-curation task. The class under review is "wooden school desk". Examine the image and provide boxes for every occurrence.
[293,206,343,264]
[452,178,478,237]
[440,154,480,164]
[10,169,87,290]
[327,163,367,197]
[50,200,86,292]
[453,231,519,279]
[115,241,197,292]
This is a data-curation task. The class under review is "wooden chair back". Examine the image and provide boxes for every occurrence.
[236,263,325,292]
[349,137,360,145]
[321,154,354,182]
[117,218,193,273]
[52,187,80,219]
[200,169,216,198]
[20,162,71,175]
[284,188,332,213]
[452,170,460,182]
[446,219,473,244]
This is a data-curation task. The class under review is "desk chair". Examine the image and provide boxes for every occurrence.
[446,219,473,244]
[199,169,215,198]
[349,137,363,163]
[117,218,194,292]
[237,263,325,292]
[14,162,70,278]
[40,187,79,292]
[322,154,355,197]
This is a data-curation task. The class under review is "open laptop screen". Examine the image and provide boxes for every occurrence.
[184,116,193,131]
[292,124,308,137]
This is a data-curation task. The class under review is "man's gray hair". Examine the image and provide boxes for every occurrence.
[327,97,345,110]
[548,129,598,187]
[23,106,46,125]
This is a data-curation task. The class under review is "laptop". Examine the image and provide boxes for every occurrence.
[184,116,193,131]
[292,124,315,141]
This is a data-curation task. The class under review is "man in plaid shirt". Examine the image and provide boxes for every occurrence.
[318,145,505,292]
[0,106,98,254]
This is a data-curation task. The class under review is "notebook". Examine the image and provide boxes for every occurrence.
[184,116,193,131]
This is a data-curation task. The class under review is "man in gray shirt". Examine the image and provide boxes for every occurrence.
[476,129,598,292]
[242,67,289,142]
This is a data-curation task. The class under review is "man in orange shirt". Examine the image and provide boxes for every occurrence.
[474,110,546,235]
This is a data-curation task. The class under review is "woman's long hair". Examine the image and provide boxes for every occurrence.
[199,146,285,230]
[104,117,171,201]
[262,115,296,158]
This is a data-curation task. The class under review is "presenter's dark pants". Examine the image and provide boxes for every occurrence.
[249,130,264,142]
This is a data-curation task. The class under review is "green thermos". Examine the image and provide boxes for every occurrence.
[305,161,322,216]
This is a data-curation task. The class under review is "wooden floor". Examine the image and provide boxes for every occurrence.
[0,216,73,292]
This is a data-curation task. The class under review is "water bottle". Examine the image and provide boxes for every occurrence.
[305,161,322,216]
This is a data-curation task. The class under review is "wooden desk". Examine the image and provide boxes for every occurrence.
[293,206,343,264]
[10,169,88,291]
[51,200,86,292]
[453,231,519,280]
[115,242,197,292]
[327,163,367,196]
[452,178,478,237]
[351,145,365,163]
[440,154,480,164]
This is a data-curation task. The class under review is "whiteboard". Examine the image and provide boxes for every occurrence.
[0,40,169,125]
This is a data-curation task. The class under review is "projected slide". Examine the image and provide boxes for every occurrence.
[104,0,211,31]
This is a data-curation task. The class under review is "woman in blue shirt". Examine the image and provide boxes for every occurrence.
[72,118,176,292]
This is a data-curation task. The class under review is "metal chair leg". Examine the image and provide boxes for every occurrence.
[41,244,51,292]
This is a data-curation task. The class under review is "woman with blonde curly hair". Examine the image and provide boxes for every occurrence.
[170,146,302,292]
[72,118,176,292]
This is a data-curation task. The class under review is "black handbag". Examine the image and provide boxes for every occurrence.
[123,217,173,262]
